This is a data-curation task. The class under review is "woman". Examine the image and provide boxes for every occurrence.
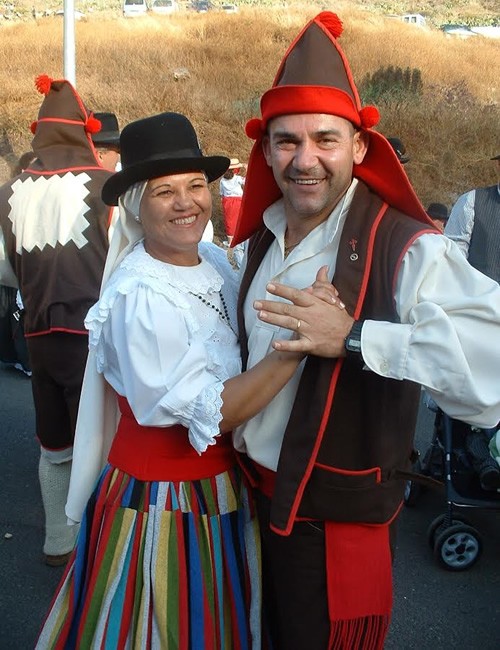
[35,112,305,650]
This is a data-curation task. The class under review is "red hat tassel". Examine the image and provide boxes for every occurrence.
[85,114,102,135]
[35,74,53,95]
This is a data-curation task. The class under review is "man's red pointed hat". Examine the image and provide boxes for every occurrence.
[232,12,430,244]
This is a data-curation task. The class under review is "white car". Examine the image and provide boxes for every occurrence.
[221,3,238,12]
[123,0,148,18]
[151,0,179,14]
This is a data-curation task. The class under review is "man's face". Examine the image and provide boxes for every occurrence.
[97,147,120,172]
[262,113,368,228]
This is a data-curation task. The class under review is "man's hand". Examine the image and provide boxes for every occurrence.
[254,267,355,358]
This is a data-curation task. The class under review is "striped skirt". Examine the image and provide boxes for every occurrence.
[36,464,261,650]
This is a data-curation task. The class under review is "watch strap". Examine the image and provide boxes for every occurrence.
[344,320,364,357]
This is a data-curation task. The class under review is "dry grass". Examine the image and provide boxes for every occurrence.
[0,6,499,232]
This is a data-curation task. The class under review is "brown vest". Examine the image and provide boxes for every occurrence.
[238,181,435,534]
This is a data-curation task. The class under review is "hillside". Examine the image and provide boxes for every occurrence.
[0,4,498,232]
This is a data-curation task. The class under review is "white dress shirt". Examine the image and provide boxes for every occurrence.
[234,181,500,471]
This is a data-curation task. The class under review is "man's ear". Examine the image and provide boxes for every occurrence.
[262,135,272,167]
[353,130,369,165]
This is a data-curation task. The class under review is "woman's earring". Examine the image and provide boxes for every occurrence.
[134,215,141,223]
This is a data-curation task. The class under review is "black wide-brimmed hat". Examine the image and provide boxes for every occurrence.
[427,202,448,222]
[387,137,410,165]
[102,112,230,205]
[91,112,120,147]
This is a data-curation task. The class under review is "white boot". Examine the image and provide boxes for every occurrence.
[38,453,78,562]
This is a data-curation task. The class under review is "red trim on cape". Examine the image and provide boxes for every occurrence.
[24,166,105,175]
[25,327,88,337]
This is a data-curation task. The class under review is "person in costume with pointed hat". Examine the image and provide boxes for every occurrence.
[231,12,500,649]
[0,75,116,567]
[35,111,317,649]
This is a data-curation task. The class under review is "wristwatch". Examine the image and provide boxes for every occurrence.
[344,320,364,358]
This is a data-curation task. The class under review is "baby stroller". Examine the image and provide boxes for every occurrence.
[406,406,500,571]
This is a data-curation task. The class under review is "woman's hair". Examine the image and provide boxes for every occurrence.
[223,169,235,180]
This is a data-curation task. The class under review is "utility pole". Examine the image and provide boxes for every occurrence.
[63,0,76,85]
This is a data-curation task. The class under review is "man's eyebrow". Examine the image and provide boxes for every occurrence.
[271,128,344,139]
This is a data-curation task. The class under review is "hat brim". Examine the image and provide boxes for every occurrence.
[102,155,230,205]
[92,135,121,147]
[491,154,500,161]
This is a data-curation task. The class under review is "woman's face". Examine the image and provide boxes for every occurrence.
[140,171,212,265]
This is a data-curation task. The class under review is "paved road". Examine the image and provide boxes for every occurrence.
[0,362,499,649]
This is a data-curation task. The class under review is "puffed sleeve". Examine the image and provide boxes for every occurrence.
[97,285,225,450]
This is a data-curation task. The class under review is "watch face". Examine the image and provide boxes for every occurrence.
[346,336,362,352]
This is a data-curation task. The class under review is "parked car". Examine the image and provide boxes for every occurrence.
[221,3,238,12]
[192,0,213,12]
[123,0,148,17]
[151,0,178,14]
[441,24,478,38]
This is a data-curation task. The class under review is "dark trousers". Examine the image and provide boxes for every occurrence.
[256,491,331,649]
[27,333,89,450]
[256,491,398,650]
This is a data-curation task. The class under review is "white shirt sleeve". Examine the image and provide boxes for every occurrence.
[98,285,224,452]
[444,190,475,258]
[361,233,500,427]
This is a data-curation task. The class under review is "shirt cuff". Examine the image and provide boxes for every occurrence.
[361,319,413,379]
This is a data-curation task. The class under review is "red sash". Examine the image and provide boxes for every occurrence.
[108,395,235,481]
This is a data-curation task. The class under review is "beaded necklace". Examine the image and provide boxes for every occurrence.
[193,291,236,335]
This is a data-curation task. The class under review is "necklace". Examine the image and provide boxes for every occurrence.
[193,291,236,334]
[284,239,301,258]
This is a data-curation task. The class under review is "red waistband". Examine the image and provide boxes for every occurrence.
[108,396,235,481]
[237,453,276,498]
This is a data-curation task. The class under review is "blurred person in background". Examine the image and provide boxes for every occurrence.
[91,111,121,172]
[0,150,36,376]
[426,202,449,233]
[36,112,309,649]
[444,153,500,490]
[0,75,115,566]
[220,157,246,245]
[387,136,410,165]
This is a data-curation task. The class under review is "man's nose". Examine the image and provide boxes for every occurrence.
[293,140,319,171]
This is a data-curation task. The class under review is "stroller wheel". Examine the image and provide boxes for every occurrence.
[404,457,422,507]
[427,513,471,548]
[433,524,482,571]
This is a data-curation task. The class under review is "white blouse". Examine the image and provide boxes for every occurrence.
[85,240,241,454]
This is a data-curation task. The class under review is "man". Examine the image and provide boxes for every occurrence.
[445,153,500,282]
[91,111,121,172]
[426,201,449,233]
[0,75,115,566]
[231,12,500,649]
[444,153,500,490]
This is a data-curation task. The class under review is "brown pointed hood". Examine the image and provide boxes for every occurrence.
[28,74,104,173]
[232,12,431,244]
